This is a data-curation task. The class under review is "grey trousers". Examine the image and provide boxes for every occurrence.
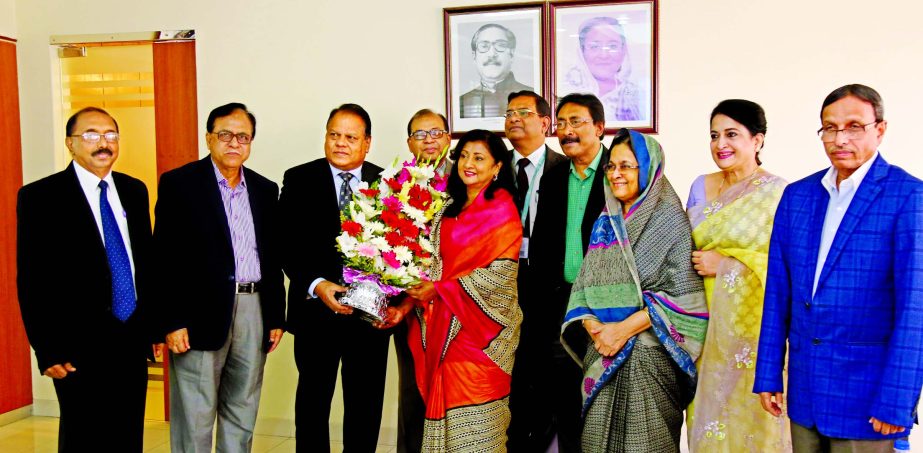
[791,422,894,453]
[169,292,267,453]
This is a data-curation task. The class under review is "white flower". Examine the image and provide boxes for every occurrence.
[367,221,386,234]
[336,233,358,255]
[419,238,434,253]
[356,198,378,218]
[408,165,435,181]
[380,159,401,179]
[403,204,427,224]
[393,246,413,263]
[369,237,391,252]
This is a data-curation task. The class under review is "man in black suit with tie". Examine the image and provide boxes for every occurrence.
[526,93,609,453]
[154,103,285,452]
[280,104,387,452]
[503,90,570,452]
[17,107,155,452]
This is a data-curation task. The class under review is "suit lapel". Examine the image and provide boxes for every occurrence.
[198,157,233,250]
[817,157,888,287]
[65,163,107,256]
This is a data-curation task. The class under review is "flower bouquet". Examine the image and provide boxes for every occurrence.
[335,151,449,323]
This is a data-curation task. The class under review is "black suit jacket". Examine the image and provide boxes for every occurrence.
[17,163,155,371]
[529,145,610,346]
[153,156,285,351]
[279,157,383,335]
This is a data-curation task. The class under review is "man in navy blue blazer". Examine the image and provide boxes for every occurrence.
[754,84,923,451]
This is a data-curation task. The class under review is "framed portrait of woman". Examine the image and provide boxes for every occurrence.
[550,0,658,133]
[444,3,546,137]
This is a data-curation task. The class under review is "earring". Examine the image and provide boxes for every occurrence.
[493,173,498,181]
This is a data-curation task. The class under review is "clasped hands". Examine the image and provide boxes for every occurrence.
[584,318,631,357]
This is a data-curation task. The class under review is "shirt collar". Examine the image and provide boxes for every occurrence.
[211,158,247,188]
[569,144,604,179]
[513,145,544,168]
[820,150,879,195]
[73,161,114,192]
[329,163,363,181]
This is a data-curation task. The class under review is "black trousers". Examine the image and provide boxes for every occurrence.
[52,320,149,453]
[393,321,425,453]
[508,262,584,453]
[294,309,391,453]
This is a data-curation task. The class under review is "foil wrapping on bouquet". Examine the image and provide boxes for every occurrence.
[339,268,402,324]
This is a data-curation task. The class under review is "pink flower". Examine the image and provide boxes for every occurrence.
[601,357,614,368]
[669,325,686,343]
[396,168,412,184]
[356,243,378,258]
[432,175,448,192]
[583,377,596,395]
[382,251,401,269]
[382,196,403,212]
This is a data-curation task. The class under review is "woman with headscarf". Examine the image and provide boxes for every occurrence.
[685,99,791,452]
[405,129,523,452]
[560,17,643,122]
[561,129,708,452]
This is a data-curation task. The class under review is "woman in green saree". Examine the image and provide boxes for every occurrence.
[685,99,791,452]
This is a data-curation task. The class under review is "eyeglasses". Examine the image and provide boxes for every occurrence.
[410,129,448,141]
[70,131,119,143]
[603,162,640,173]
[555,118,594,130]
[817,121,878,142]
[214,130,253,144]
[504,109,537,119]
[475,40,511,53]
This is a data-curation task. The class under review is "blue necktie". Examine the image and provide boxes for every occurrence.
[99,180,136,322]
[339,172,354,211]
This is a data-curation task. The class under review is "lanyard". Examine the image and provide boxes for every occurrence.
[519,151,546,227]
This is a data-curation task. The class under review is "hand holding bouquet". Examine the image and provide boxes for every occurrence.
[335,149,449,323]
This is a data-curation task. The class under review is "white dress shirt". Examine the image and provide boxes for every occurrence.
[513,144,547,258]
[73,162,137,279]
[812,151,879,295]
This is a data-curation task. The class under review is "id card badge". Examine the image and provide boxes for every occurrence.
[519,238,529,259]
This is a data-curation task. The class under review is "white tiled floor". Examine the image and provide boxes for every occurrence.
[0,417,396,453]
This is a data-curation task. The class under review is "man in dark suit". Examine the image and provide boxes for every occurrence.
[17,107,155,452]
[280,104,387,452]
[526,93,609,453]
[154,103,285,452]
[503,90,569,452]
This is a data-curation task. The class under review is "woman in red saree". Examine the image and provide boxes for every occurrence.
[405,129,523,452]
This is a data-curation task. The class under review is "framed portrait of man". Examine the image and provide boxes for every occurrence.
[444,3,545,136]
[550,0,658,133]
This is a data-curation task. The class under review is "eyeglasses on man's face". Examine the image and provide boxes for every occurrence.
[504,108,537,120]
[475,40,511,53]
[214,130,253,144]
[70,131,119,143]
[817,121,878,142]
[410,129,448,141]
[555,118,594,130]
[603,162,640,174]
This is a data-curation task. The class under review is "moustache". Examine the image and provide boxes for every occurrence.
[482,57,502,66]
[560,137,580,145]
[92,148,113,157]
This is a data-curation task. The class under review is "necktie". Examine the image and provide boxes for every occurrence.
[98,180,136,322]
[516,159,531,238]
[339,172,354,211]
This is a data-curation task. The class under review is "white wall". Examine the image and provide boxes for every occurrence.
[13,0,923,443]
[0,0,15,38]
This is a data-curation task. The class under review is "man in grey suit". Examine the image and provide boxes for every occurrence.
[503,90,570,452]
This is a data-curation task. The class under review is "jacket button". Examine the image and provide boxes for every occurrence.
[804,301,811,309]
[228,275,235,282]
[812,338,821,345]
